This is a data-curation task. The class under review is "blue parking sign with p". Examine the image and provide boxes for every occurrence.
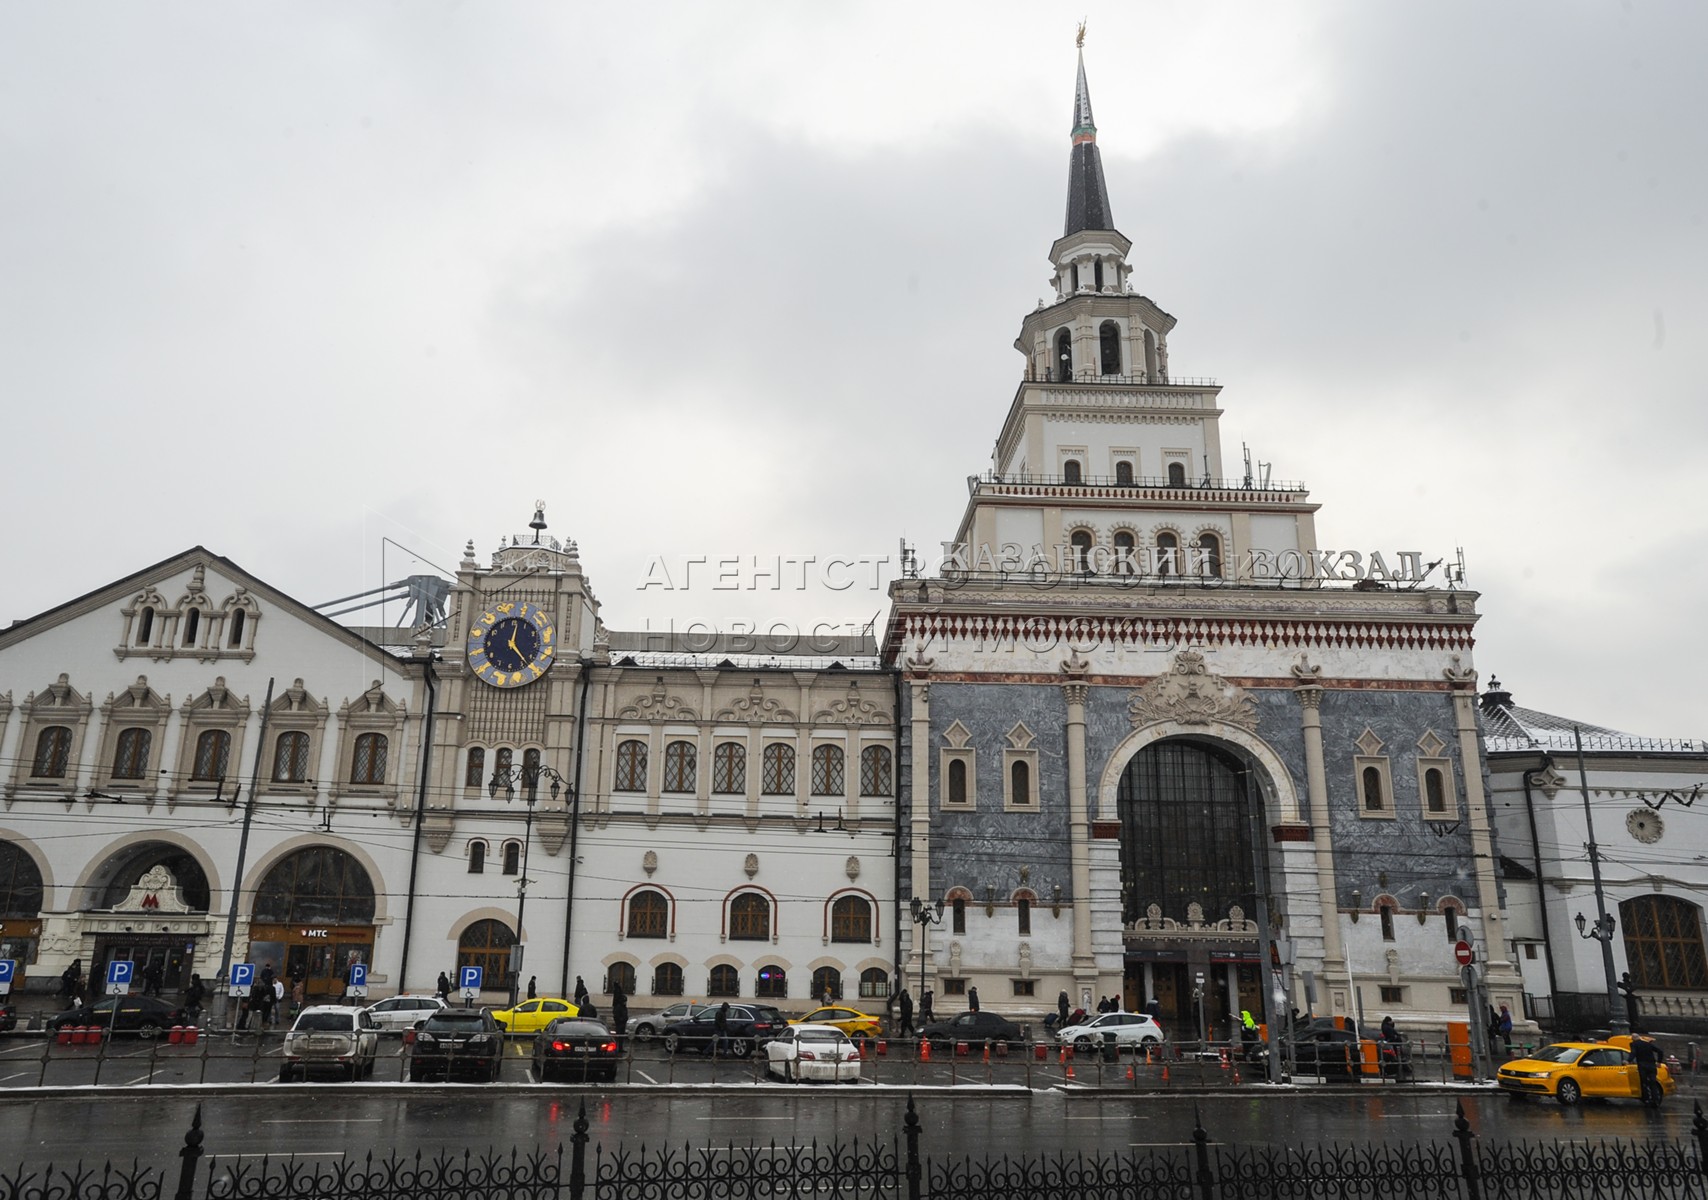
[347,963,368,995]
[0,959,14,996]
[229,962,255,997]
[107,960,134,995]
[458,965,483,992]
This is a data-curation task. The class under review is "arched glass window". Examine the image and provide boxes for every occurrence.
[663,741,696,792]
[522,748,541,799]
[1166,462,1187,487]
[730,892,771,940]
[762,744,795,794]
[1069,530,1093,573]
[1115,461,1134,486]
[494,747,514,778]
[757,965,789,998]
[653,962,685,996]
[228,609,245,647]
[271,731,312,783]
[464,748,485,788]
[1054,328,1073,381]
[708,965,740,997]
[112,728,151,779]
[192,729,231,782]
[947,759,968,805]
[606,962,636,995]
[1115,740,1259,925]
[182,609,200,646]
[95,845,211,912]
[253,846,375,924]
[1062,459,1083,485]
[1621,895,1708,990]
[810,966,841,1002]
[350,733,387,785]
[1197,533,1223,578]
[137,607,155,646]
[615,740,648,791]
[831,895,872,943]
[1362,766,1385,812]
[811,744,844,795]
[1011,759,1031,805]
[1425,768,1447,814]
[859,967,890,999]
[1155,532,1179,576]
[860,746,892,796]
[1093,258,1105,291]
[628,889,669,938]
[1017,897,1032,936]
[0,840,45,919]
[467,841,486,874]
[1099,320,1121,374]
[32,726,72,779]
[501,841,521,875]
[1113,531,1137,575]
[457,919,515,985]
[951,896,967,935]
[712,743,745,793]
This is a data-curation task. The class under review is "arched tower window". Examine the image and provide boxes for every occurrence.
[947,758,968,805]
[1062,459,1082,485]
[1621,895,1708,990]
[663,741,696,792]
[272,731,310,783]
[501,840,521,875]
[1115,461,1134,486]
[464,748,485,788]
[860,746,893,796]
[253,846,375,924]
[457,920,515,986]
[831,895,872,943]
[653,963,684,996]
[708,965,740,997]
[1197,533,1223,578]
[1054,328,1074,381]
[1113,531,1137,575]
[32,727,72,779]
[1155,532,1179,576]
[951,896,967,934]
[192,729,231,782]
[0,841,44,919]
[182,609,200,647]
[1167,461,1187,487]
[1099,321,1121,375]
[228,610,245,647]
[1425,768,1447,814]
[812,744,844,795]
[1144,328,1159,379]
[1362,766,1385,812]
[1069,530,1093,573]
[628,889,669,938]
[1093,257,1105,291]
[467,841,486,874]
[713,743,745,793]
[137,608,154,645]
[522,748,541,798]
[1011,759,1031,805]
[350,733,387,785]
[810,966,841,1002]
[615,740,647,792]
[1017,896,1032,936]
[762,744,795,794]
[112,728,151,779]
[730,892,771,940]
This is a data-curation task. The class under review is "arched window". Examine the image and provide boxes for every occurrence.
[1093,258,1105,291]
[1069,530,1093,573]
[713,743,745,793]
[1425,768,1447,814]
[605,962,636,995]
[501,840,521,876]
[951,896,967,935]
[1144,328,1159,379]
[730,892,771,940]
[182,608,200,646]
[272,731,311,783]
[663,741,696,792]
[1054,328,1073,381]
[1197,532,1223,579]
[1115,461,1134,486]
[1444,905,1460,942]
[1155,531,1179,576]
[1062,459,1083,485]
[653,962,685,996]
[94,844,211,913]
[32,726,72,778]
[1113,531,1137,575]
[762,744,795,794]
[947,759,968,805]
[1018,897,1032,936]
[1166,462,1186,487]
[812,744,844,795]
[860,746,892,796]
[522,748,541,799]
[253,846,375,924]
[615,740,647,792]
[1362,766,1385,812]
[228,609,246,647]
[0,841,45,919]
[494,746,514,778]
[1011,759,1031,805]
[467,841,487,874]
[810,966,841,1002]
[137,607,155,646]
[1115,740,1259,926]
[1621,895,1708,990]
[464,748,485,788]
[628,889,669,938]
[350,733,387,785]
[457,919,515,985]
[191,729,230,782]
[708,964,740,997]
[831,895,873,943]
[112,728,151,779]
[859,967,890,1000]
[1099,320,1121,374]
[1379,903,1396,942]
[757,965,788,998]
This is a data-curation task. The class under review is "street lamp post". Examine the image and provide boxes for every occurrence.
[489,763,569,1008]
[908,896,944,1029]
[1572,726,1628,1034]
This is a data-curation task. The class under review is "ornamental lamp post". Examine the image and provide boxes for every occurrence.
[908,896,945,1025]
[489,762,569,1008]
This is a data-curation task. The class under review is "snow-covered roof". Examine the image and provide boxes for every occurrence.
[1480,681,1705,756]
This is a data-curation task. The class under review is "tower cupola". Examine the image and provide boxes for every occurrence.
[1049,33,1133,304]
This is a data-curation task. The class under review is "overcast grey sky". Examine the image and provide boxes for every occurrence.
[2,3,1703,740]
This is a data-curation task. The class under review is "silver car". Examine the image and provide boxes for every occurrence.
[281,1005,380,1081]
[627,1001,712,1042]
[362,993,449,1034]
[1055,1010,1165,1050]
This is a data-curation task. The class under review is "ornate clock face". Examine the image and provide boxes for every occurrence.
[1626,808,1663,845]
[466,602,555,688]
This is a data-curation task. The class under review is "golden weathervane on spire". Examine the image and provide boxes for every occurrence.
[1076,20,1087,49]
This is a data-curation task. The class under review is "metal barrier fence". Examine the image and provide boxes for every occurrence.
[7,1098,1708,1200]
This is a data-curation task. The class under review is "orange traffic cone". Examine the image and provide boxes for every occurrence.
[1125,1065,1135,1080]
[920,1039,931,1061]
[1065,1062,1075,1079]
[982,1043,990,1064]
[1161,1064,1170,1084]
[1058,1046,1067,1064]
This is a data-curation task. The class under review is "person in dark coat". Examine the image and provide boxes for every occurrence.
[184,974,206,1023]
[61,960,82,1002]
[967,986,980,1013]
[610,982,628,1044]
[573,976,590,1008]
[1632,1032,1665,1107]
[714,1002,731,1056]
[141,960,164,998]
[1057,991,1071,1030]
[898,988,914,1036]
[920,988,934,1024]
[527,976,538,1000]
[1145,998,1163,1025]
[436,971,451,1001]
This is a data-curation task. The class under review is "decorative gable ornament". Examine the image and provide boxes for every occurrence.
[620,678,699,723]
[114,864,192,915]
[1127,650,1258,731]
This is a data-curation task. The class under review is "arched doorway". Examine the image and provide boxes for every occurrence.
[82,840,213,996]
[0,840,44,986]
[248,846,377,999]
[1116,738,1271,1040]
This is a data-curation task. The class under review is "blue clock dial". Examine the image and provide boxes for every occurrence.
[484,617,541,672]
[465,603,556,688]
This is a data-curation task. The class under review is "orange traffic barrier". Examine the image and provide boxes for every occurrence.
[168,1026,184,1044]
[1034,1043,1046,1060]
[956,1041,969,1057]
[920,1039,931,1061]
[55,1026,71,1045]
[1219,1047,1230,1070]
[183,1025,200,1045]
[876,1039,887,1056]
[1058,1046,1068,1064]
[1065,1062,1075,1079]
[1232,1065,1242,1084]
[981,1043,990,1063]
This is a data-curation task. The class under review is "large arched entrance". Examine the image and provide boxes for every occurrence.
[0,840,45,987]
[81,840,213,996]
[248,846,377,999]
[1115,738,1273,1040]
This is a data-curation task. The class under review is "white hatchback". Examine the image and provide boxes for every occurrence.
[362,993,450,1034]
[1056,1011,1165,1050]
[764,1023,861,1083]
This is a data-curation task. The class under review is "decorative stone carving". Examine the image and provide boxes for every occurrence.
[812,688,887,727]
[904,641,935,673]
[1127,901,1258,938]
[1416,730,1448,757]
[942,720,972,749]
[743,853,759,879]
[1005,722,1036,751]
[1354,727,1385,757]
[620,678,698,722]
[845,856,860,881]
[714,683,792,725]
[1127,650,1258,731]
[643,850,658,877]
[1018,942,1033,976]
[1528,764,1568,798]
[114,865,192,914]
[1443,655,1477,686]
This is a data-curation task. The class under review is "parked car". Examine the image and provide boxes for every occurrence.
[765,1023,862,1083]
[627,1001,711,1042]
[1055,1011,1164,1051]
[0,1001,15,1034]
[790,1006,882,1039]
[1498,1039,1675,1106]
[918,1011,1024,1049]
[362,993,449,1034]
[409,1009,504,1081]
[489,997,580,1034]
[46,995,185,1039]
[533,1017,620,1083]
[281,1005,381,1081]
[1277,1028,1364,1077]
[662,1003,786,1057]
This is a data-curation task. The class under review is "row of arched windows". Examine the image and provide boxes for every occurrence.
[132,605,249,650]
[1061,459,1191,488]
[28,725,388,786]
[614,741,893,796]
[1063,527,1222,577]
[466,838,523,875]
[597,961,888,1001]
[623,888,875,944]
[463,747,542,793]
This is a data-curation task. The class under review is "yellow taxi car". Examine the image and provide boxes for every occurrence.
[1496,1037,1674,1106]
[489,997,580,1034]
[790,1005,882,1038]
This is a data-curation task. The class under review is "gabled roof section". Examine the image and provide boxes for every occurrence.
[1480,680,1705,755]
[1064,48,1116,238]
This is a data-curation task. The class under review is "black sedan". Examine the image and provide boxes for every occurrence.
[1278,1028,1364,1077]
[533,1017,620,1083]
[918,1010,1024,1049]
[408,1009,503,1081]
[47,995,185,1038]
[662,1003,786,1057]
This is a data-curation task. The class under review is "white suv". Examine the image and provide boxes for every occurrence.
[363,993,450,1034]
[282,1005,380,1081]
[1056,1011,1165,1050]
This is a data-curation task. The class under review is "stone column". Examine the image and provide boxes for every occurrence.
[908,676,933,990]
[1293,663,1345,975]
[1447,659,1519,983]
[1062,678,1096,986]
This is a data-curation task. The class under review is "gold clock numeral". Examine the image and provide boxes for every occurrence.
[510,671,525,685]
[529,664,543,679]
[481,613,496,626]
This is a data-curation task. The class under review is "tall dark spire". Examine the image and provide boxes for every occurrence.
[1063,46,1115,237]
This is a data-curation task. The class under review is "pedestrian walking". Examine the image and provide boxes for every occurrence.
[611,982,628,1044]
[714,1002,731,1056]
[274,976,286,1023]
[60,959,82,1003]
[920,988,934,1024]
[1632,1032,1665,1107]
[967,985,980,1013]
[574,976,590,1008]
[141,960,164,998]
[436,971,451,1001]
[1497,1004,1513,1053]
[184,974,206,1024]
[1485,1004,1502,1061]
[290,973,305,1017]
[899,988,914,1037]
[527,976,537,1000]
[247,979,270,1031]
[1057,991,1071,1030]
